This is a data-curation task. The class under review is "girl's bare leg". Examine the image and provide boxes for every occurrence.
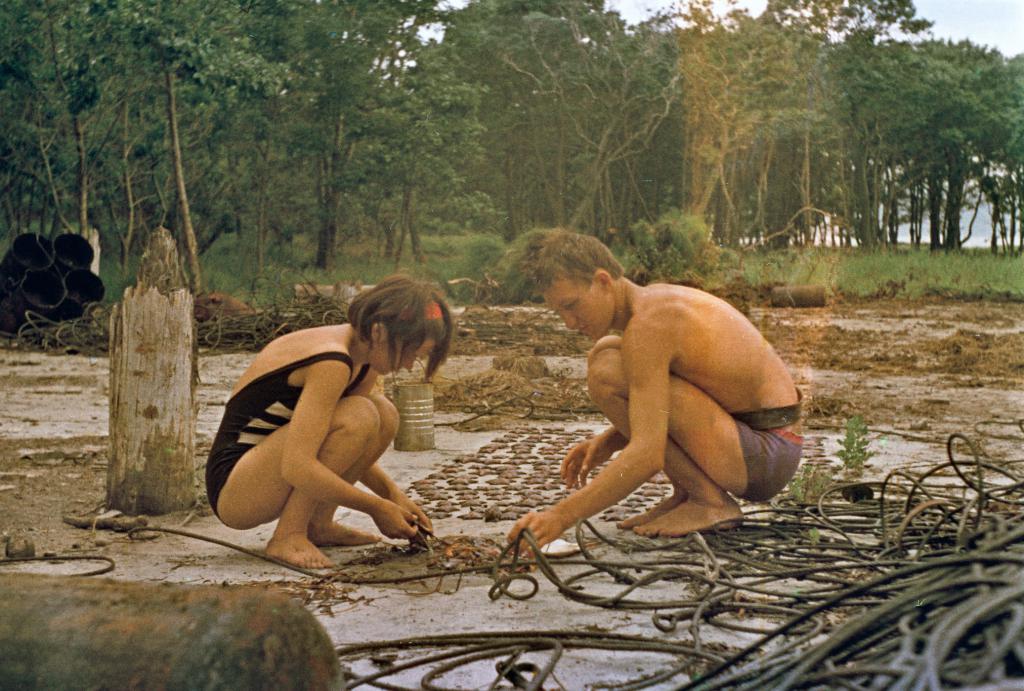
[216,396,382,568]
[308,394,399,546]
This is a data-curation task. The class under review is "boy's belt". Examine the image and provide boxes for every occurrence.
[733,397,802,431]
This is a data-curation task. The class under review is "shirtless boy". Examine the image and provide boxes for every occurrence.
[508,230,802,548]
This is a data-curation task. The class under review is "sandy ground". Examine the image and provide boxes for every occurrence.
[2,297,1024,685]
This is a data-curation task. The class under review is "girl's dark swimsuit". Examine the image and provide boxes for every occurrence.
[205,352,369,517]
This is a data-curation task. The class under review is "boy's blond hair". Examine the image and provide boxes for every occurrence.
[518,229,624,291]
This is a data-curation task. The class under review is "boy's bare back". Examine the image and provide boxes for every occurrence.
[624,283,796,414]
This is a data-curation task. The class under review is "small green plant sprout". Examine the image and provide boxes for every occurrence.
[788,463,833,504]
[837,415,874,475]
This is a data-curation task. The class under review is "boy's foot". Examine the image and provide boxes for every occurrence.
[617,491,686,529]
[632,500,742,538]
[309,522,380,547]
[266,533,334,569]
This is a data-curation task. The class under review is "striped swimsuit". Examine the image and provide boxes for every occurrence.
[204,351,369,517]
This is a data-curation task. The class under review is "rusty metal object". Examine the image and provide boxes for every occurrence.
[0,574,339,689]
[62,513,149,532]
[394,382,435,451]
[4,535,35,558]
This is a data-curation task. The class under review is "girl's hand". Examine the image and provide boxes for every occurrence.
[396,495,433,533]
[371,500,418,539]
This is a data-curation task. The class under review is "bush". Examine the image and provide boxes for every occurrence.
[618,210,720,285]
[426,233,506,303]
[487,229,548,304]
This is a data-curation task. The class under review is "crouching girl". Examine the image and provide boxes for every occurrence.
[205,275,451,568]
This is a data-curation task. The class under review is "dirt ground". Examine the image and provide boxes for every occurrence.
[2,296,1024,562]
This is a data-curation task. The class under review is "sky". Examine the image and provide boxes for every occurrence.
[608,0,1024,57]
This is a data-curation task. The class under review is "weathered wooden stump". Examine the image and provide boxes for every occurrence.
[0,574,340,689]
[108,228,197,513]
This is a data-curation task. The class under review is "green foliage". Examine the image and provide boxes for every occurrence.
[837,416,874,474]
[788,462,833,504]
[742,248,1024,300]
[619,211,720,284]
[838,250,1024,299]
[423,233,505,303]
[487,229,552,304]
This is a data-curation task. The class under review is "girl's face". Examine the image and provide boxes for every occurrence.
[369,324,436,374]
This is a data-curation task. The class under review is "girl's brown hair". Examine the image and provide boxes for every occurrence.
[347,274,452,379]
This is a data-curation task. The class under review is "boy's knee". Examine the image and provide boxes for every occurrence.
[587,335,622,365]
[587,340,626,402]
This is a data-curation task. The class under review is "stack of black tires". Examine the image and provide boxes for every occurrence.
[0,233,105,334]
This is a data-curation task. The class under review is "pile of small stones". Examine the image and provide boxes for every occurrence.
[408,426,670,524]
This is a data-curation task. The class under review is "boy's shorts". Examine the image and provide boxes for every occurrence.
[734,422,803,502]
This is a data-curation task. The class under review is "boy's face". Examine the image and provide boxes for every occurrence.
[543,273,613,340]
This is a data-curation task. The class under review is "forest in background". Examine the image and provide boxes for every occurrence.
[1,0,1022,300]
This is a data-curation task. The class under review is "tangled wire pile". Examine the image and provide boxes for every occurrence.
[340,425,1024,690]
[434,368,596,426]
[8,296,347,354]
[452,306,589,357]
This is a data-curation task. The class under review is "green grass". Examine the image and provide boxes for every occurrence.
[197,231,506,305]
[740,247,1024,300]
[100,231,1023,306]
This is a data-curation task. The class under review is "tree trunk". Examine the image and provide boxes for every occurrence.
[120,101,137,274]
[108,228,195,514]
[944,160,965,251]
[801,126,812,245]
[74,115,89,236]
[407,191,424,264]
[927,175,943,251]
[165,70,203,293]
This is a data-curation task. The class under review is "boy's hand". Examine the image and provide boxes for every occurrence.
[507,509,570,550]
[372,500,418,539]
[561,436,611,489]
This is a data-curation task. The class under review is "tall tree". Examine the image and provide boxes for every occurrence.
[108,0,286,290]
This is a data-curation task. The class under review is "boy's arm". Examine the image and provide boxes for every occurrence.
[510,322,673,545]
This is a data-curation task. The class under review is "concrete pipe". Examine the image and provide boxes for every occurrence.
[64,268,105,305]
[20,268,67,314]
[0,233,54,288]
[770,284,826,308]
[54,296,85,320]
[53,232,95,273]
[0,269,67,330]
[0,574,340,690]
[0,291,25,333]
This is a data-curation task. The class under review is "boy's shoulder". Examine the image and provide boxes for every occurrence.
[629,283,704,322]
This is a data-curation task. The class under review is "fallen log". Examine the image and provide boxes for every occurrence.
[770,284,827,308]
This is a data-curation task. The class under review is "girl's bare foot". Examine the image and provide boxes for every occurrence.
[617,490,687,529]
[309,522,380,547]
[633,499,742,538]
[266,533,334,569]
